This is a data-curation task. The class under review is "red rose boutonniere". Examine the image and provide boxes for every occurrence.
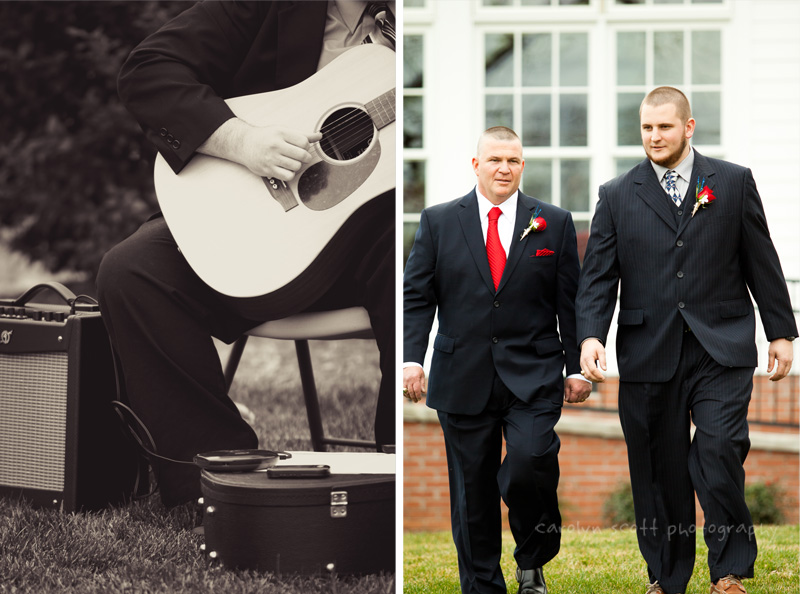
[691,177,716,218]
[519,206,546,241]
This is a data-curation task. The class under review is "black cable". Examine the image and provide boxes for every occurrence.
[111,400,195,466]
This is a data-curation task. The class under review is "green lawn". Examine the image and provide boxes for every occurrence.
[403,525,799,593]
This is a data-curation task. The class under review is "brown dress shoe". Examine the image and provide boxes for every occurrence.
[709,575,747,594]
[645,582,665,594]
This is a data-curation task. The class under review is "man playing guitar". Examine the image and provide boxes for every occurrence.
[97,1,395,508]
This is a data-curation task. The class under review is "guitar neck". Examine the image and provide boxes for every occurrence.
[366,89,396,130]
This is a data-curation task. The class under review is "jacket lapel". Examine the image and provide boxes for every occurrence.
[457,191,496,294]
[677,150,716,238]
[634,159,678,233]
[497,193,538,293]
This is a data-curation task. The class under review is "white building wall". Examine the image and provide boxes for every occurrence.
[727,0,800,281]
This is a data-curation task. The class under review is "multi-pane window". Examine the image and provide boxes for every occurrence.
[483,29,592,256]
[614,27,723,173]
[403,33,425,264]
[484,32,589,151]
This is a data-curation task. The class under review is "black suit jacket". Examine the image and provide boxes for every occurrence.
[404,190,582,415]
[118,1,328,174]
[576,150,797,382]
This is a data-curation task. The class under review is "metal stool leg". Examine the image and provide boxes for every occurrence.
[226,332,376,451]
[294,339,327,452]
[295,339,378,451]
[223,335,249,391]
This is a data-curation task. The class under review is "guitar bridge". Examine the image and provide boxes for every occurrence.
[262,177,298,212]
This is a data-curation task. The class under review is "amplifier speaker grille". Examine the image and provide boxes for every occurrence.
[0,352,68,492]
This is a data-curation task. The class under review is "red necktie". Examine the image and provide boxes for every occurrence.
[486,207,506,291]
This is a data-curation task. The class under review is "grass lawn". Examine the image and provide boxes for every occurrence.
[403,525,799,593]
[0,335,394,593]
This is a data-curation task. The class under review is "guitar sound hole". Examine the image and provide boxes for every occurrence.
[319,107,374,162]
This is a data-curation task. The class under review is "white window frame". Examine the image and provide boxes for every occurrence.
[402,25,431,236]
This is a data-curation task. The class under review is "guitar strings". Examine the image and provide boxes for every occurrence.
[304,93,395,158]
[312,91,394,133]
[310,113,376,157]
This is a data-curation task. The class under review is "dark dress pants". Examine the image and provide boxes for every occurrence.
[96,193,394,507]
[618,330,756,594]
[437,373,563,594]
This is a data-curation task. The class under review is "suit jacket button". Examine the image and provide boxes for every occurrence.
[493,301,500,308]
[678,302,685,309]
[159,128,168,137]
[166,133,175,143]
[677,271,684,278]
[492,337,499,344]
[677,209,683,215]
[676,240,684,247]
[172,140,181,150]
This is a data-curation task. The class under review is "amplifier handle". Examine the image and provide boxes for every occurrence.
[12,282,77,307]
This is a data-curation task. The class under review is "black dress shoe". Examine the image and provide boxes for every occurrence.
[516,567,547,594]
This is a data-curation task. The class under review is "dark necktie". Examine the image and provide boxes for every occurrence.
[366,2,396,49]
[486,207,506,291]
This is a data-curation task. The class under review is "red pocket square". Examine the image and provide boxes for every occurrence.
[533,249,555,257]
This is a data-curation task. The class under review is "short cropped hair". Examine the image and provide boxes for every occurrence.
[640,87,692,123]
[477,126,521,155]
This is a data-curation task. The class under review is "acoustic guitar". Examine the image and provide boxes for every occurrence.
[153,44,395,298]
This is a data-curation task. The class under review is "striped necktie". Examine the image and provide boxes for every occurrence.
[366,3,395,49]
[665,169,682,207]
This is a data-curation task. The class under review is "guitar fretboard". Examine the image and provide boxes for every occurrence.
[366,89,395,130]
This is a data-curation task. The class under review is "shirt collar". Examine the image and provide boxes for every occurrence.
[335,1,395,34]
[650,147,695,183]
[476,186,518,221]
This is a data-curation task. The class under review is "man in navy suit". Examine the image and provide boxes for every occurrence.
[404,126,591,594]
[576,87,796,594]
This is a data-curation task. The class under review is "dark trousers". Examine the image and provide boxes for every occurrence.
[96,195,394,507]
[619,330,756,594]
[437,373,563,594]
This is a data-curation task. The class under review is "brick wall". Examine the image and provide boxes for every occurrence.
[403,401,799,532]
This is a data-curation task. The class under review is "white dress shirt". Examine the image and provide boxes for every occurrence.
[476,186,517,256]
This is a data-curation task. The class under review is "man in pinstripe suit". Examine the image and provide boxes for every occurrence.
[576,87,796,594]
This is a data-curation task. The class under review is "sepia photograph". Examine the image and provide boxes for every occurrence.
[1,1,395,592]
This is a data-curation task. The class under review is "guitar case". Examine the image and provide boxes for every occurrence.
[199,460,394,575]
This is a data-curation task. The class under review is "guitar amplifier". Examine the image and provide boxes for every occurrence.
[0,282,141,511]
